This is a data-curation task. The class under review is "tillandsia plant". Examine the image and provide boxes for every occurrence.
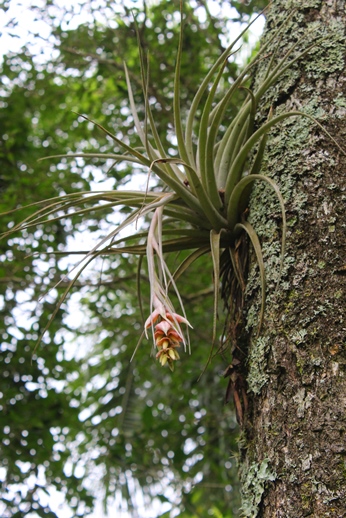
[2,3,344,373]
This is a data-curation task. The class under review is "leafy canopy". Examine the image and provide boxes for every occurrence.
[1,1,261,516]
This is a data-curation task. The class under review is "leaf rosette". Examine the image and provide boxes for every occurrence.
[2,3,344,369]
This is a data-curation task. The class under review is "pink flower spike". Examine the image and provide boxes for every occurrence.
[167,312,192,328]
[154,321,171,335]
[152,295,167,315]
[156,338,170,349]
[144,309,161,330]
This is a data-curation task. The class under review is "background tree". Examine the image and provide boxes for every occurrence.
[239,1,346,516]
[0,1,265,516]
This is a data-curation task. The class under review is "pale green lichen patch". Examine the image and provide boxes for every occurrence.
[240,459,277,517]
[290,0,321,7]
[304,19,346,78]
[293,387,314,418]
[291,328,308,345]
[334,94,346,108]
[247,336,271,394]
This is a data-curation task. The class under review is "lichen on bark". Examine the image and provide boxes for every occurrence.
[239,458,277,517]
[238,1,346,516]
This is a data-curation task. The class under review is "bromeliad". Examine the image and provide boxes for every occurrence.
[3,2,345,372]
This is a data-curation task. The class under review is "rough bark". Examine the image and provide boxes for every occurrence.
[239,1,346,516]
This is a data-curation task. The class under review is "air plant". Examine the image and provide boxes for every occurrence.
[2,3,344,372]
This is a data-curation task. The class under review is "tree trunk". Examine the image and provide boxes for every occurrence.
[239,1,346,516]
